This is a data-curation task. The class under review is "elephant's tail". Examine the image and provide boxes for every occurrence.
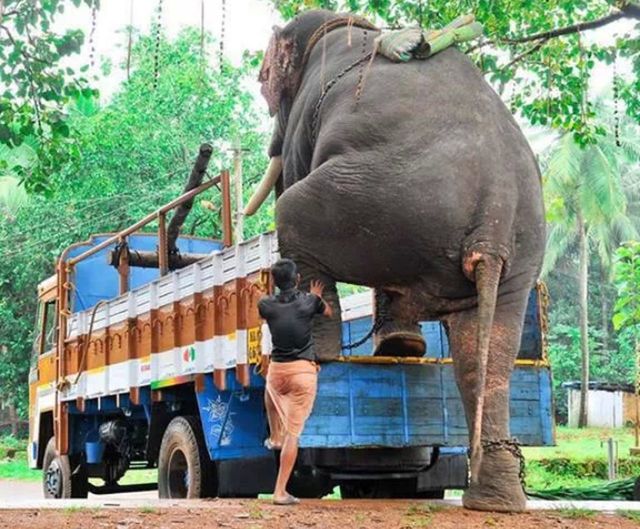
[469,254,503,484]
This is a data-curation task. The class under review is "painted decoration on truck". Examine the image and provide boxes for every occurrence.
[202,395,235,447]
[247,327,262,364]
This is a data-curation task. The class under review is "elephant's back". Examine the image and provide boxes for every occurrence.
[285,31,544,293]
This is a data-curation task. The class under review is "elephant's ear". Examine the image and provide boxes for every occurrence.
[259,26,297,117]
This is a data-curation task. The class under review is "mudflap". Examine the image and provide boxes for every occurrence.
[417,447,468,492]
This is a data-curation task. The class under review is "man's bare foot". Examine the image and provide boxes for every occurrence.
[273,493,300,506]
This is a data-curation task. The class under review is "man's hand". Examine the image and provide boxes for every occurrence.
[310,280,325,298]
[310,280,333,318]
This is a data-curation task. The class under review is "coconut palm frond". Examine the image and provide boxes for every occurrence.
[580,144,626,224]
[545,134,582,197]
[543,220,578,277]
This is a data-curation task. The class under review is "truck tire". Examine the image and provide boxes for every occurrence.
[42,437,88,499]
[158,416,217,499]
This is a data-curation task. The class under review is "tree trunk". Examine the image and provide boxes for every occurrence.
[9,403,17,437]
[578,213,590,428]
[601,269,610,360]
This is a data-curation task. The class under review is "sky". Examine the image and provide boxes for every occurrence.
[54,1,636,153]
[59,0,283,104]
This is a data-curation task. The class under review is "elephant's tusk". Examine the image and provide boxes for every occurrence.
[244,156,282,216]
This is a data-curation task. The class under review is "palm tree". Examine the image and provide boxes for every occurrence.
[543,129,639,428]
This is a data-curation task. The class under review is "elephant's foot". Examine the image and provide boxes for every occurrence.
[374,331,426,357]
[462,441,527,513]
[373,289,425,357]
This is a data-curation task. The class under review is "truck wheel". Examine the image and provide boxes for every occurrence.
[158,416,216,499]
[42,438,88,499]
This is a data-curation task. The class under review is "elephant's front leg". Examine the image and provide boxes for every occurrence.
[295,262,343,361]
[373,288,426,357]
[445,293,529,513]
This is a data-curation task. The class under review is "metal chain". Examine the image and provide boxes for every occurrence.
[310,52,373,145]
[354,29,369,104]
[219,0,226,72]
[89,0,97,70]
[342,291,391,350]
[537,281,550,360]
[482,438,526,491]
[613,51,622,147]
[153,0,163,89]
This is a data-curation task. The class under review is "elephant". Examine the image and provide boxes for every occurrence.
[246,9,545,512]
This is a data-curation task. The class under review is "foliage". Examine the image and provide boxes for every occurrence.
[612,241,640,394]
[0,28,269,414]
[0,0,98,193]
[546,323,637,419]
[613,241,640,332]
[269,0,640,145]
[543,126,637,277]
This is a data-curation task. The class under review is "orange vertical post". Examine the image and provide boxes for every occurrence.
[221,169,233,247]
[54,260,70,454]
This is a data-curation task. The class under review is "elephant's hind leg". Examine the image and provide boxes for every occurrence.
[445,290,529,513]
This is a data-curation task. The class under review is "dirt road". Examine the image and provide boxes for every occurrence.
[0,480,156,502]
[1,500,640,529]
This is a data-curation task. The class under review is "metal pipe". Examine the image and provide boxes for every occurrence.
[67,176,220,266]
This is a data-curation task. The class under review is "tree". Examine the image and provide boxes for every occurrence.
[0,0,96,193]
[269,0,640,145]
[0,28,269,416]
[613,241,640,447]
[543,126,637,427]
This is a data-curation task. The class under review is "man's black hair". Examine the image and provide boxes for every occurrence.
[271,258,298,290]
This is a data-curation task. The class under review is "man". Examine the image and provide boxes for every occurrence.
[258,258,332,506]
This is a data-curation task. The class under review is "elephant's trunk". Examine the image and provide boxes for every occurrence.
[244,156,282,216]
[469,254,503,484]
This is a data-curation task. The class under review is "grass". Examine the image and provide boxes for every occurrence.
[401,503,447,528]
[555,508,597,519]
[523,426,640,490]
[524,426,637,461]
[0,436,40,482]
[618,510,640,522]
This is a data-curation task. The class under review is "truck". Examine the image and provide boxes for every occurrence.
[28,153,554,499]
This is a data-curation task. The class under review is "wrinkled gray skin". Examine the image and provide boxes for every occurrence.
[257,10,545,512]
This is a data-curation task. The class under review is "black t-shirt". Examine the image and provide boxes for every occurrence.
[258,289,326,362]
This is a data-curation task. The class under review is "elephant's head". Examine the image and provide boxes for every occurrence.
[246,10,371,216]
[258,9,342,118]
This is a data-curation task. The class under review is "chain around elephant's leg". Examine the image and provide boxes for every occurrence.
[445,294,529,513]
